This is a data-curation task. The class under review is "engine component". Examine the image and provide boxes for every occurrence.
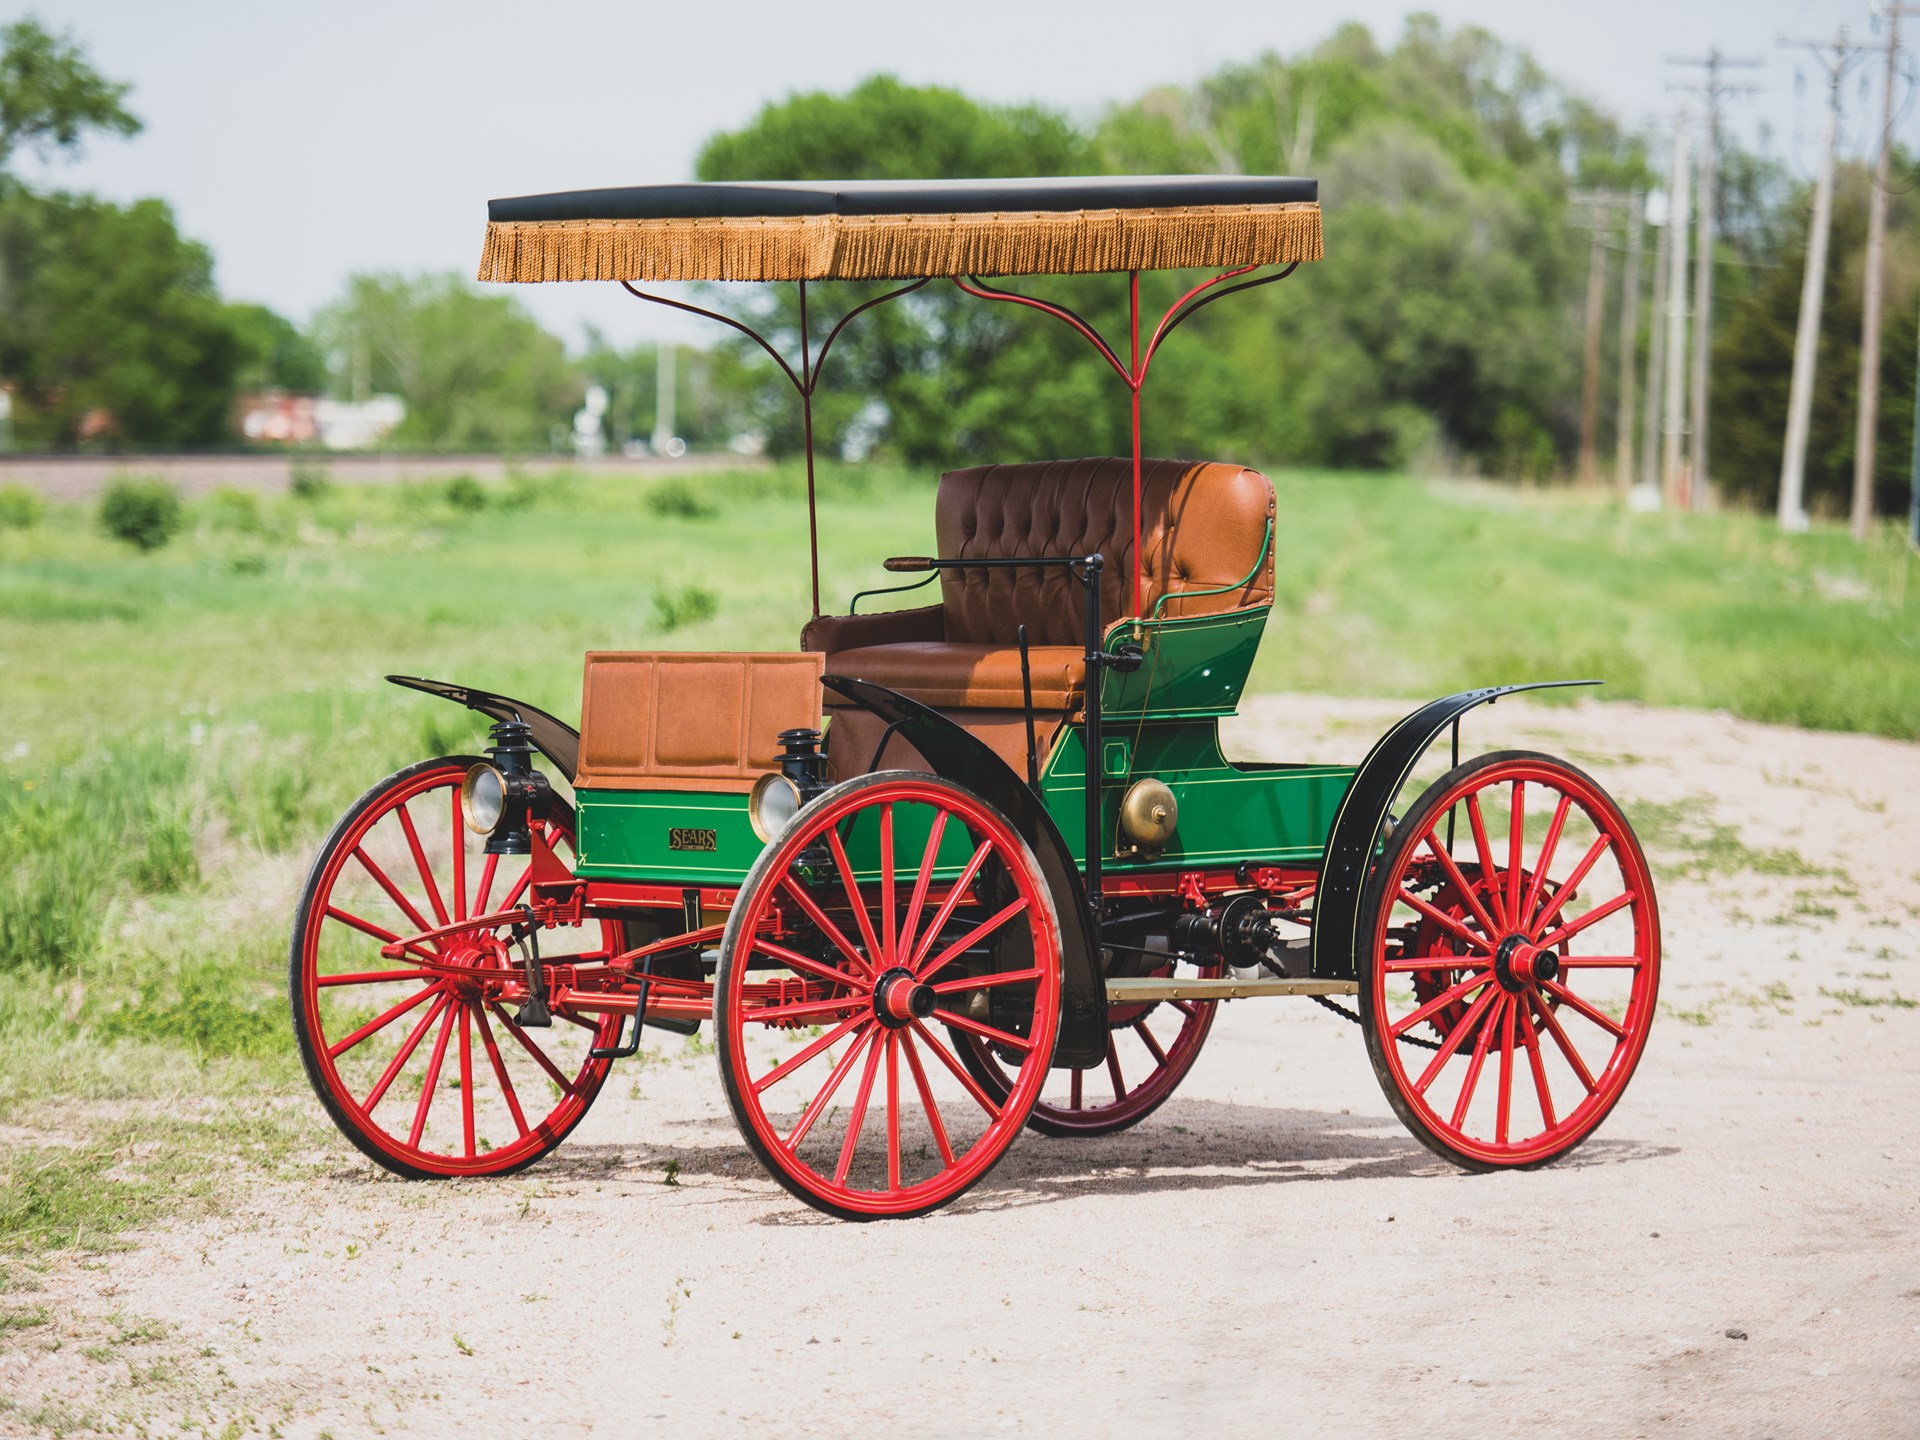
[1118,778,1179,853]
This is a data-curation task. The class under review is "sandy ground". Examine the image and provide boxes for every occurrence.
[4,694,1918,1439]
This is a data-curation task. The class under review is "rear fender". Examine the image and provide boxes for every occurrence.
[821,675,1106,1069]
[386,675,580,782]
[1309,680,1600,980]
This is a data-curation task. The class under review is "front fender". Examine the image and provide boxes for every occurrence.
[385,675,580,781]
[821,675,1106,1069]
[1309,680,1599,980]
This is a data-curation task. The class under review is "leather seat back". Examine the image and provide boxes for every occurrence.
[934,458,1275,646]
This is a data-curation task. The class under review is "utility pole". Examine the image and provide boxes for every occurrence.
[1661,120,1693,509]
[1910,310,1920,547]
[1615,191,1645,496]
[1640,174,1674,501]
[1777,29,1871,532]
[652,339,677,454]
[1667,49,1762,509]
[1853,6,1915,540]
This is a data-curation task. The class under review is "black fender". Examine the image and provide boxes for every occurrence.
[821,675,1107,1069]
[1309,680,1600,981]
[385,675,581,782]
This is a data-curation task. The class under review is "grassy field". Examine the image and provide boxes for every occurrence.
[0,461,1915,1288]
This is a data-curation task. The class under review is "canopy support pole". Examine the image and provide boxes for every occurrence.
[799,281,820,617]
[952,261,1299,619]
[619,277,930,619]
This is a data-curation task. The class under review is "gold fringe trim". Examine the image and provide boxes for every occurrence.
[477,203,1322,283]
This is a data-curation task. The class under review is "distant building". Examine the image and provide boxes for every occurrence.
[239,391,320,445]
[316,396,405,450]
[238,393,405,450]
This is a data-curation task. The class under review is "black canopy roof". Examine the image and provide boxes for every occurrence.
[488,175,1317,225]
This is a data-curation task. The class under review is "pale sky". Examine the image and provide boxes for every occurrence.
[6,0,1882,348]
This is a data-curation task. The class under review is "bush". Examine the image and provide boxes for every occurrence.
[98,477,183,551]
[289,460,332,500]
[445,474,488,512]
[202,487,263,533]
[652,582,718,631]
[646,477,718,519]
[0,484,45,530]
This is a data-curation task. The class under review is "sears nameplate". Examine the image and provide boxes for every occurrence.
[668,827,719,852]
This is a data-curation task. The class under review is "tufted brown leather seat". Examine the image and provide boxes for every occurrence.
[803,457,1275,776]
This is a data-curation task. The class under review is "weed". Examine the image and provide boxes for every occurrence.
[445,475,488,512]
[98,477,183,551]
[663,1160,680,1187]
[0,483,44,529]
[645,478,718,519]
[134,807,201,893]
[0,1305,49,1334]
[0,743,192,973]
[203,488,265,535]
[290,460,333,500]
[1629,798,1831,882]
[91,952,288,1060]
[652,582,718,632]
[1820,987,1917,1009]
[452,1333,474,1356]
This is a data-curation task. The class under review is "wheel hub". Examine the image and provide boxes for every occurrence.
[1494,934,1558,990]
[871,966,935,1028]
[442,933,513,1000]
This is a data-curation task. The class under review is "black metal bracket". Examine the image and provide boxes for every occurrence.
[1308,680,1603,980]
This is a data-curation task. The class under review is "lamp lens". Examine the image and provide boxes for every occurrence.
[462,764,506,834]
[750,773,802,842]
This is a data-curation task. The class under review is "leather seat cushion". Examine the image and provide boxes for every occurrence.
[825,642,1085,710]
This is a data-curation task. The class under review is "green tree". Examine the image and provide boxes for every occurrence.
[691,26,1647,476]
[695,74,1113,465]
[0,189,239,445]
[312,272,580,450]
[225,301,327,393]
[0,20,242,448]
[0,14,140,175]
[1712,155,1920,519]
[1096,17,1649,472]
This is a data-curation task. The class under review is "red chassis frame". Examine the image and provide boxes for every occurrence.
[370,824,1320,1031]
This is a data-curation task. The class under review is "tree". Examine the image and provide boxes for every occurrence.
[311,272,580,450]
[1096,17,1648,472]
[225,301,327,393]
[1712,155,1920,519]
[690,26,1648,477]
[0,15,140,175]
[0,20,236,448]
[695,74,1114,465]
[0,189,239,445]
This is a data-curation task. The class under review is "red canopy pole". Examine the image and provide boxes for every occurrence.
[799,280,821,619]
[1129,270,1143,617]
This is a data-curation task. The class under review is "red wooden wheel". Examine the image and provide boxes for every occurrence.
[715,772,1062,1220]
[290,757,623,1178]
[1358,750,1660,1170]
[955,955,1219,1137]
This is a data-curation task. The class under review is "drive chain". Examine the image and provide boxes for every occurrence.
[1310,992,1443,1051]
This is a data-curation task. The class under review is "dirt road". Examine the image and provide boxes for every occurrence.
[7,695,1918,1438]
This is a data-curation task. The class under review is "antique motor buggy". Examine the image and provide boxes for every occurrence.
[289,177,1660,1220]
